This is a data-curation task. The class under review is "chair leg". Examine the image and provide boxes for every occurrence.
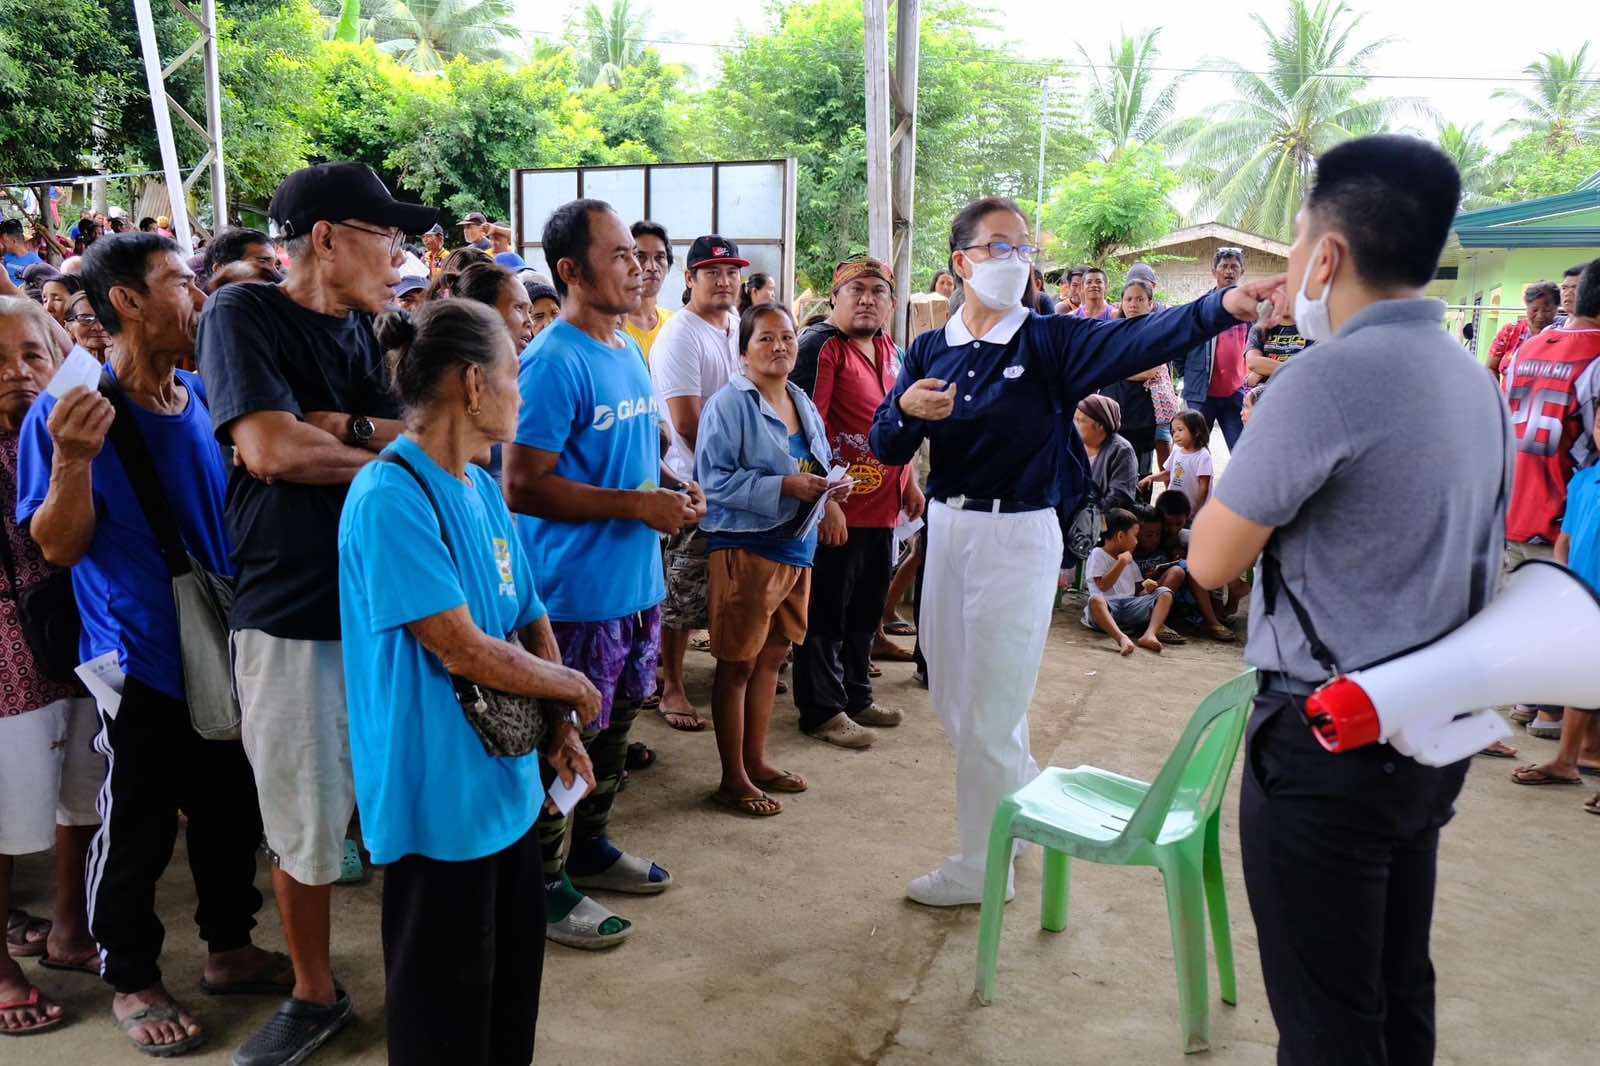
[974,808,1018,1006]
[1160,844,1211,1054]
[1203,811,1237,1006]
[1040,848,1070,933]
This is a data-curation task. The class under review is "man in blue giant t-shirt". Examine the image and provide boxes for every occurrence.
[504,198,705,951]
[17,234,286,1057]
[2,218,45,288]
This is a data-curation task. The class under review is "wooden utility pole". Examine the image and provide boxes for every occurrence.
[864,0,920,345]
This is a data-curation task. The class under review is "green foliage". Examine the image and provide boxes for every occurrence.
[1491,44,1600,149]
[574,0,649,89]
[1076,28,1183,157]
[0,0,133,180]
[334,0,363,42]
[1435,122,1497,209]
[581,51,684,159]
[1040,145,1178,265]
[1175,0,1415,241]
[369,0,519,73]
[1490,133,1600,203]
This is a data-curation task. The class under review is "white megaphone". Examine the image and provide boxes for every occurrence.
[1304,561,1600,767]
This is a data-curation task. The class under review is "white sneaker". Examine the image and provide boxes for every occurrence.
[906,867,1014,907]
[852,702,903,727]
[812,712,876,749]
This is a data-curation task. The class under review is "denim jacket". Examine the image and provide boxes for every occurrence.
[695,375,833,534]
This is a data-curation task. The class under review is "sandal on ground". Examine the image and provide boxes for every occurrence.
[871,640,916,662]
[5,911,50,958]
[710,789,782,817]
[198,950,295,996]
[39,948,100,975]
[1156,626,1188,646]
[883,619,917,637]
[1206,625,1238,643]
[1477,740,1518,759]
[117,1002,204,1058]
[231,991,352,1066]
[1508,705,1538,724]
[1585,794,1600,816]
[1580,763,1600,777]
[0,986,65,1036]
[626,742,655,770]
[689,635,712,652]
[546,896,633,950]
[867,663,882,678]
[776,679,789,695]
[640,688,662,710]
[569,851,673,895]
[1510,765,1583,786]
[655,706,707,732]
[1526,723,1563,740]
[753,770,807,794]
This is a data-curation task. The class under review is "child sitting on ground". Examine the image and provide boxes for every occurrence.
[1141,410,1214,513]
[1150,491,1239,642]
[1082,508,1187,656]
[1132,502,1177,577]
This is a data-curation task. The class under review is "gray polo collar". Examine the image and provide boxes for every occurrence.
[1336,297,1445,338]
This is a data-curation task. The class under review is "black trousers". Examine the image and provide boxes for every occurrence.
[383,822,546,1066]
[1240,691,1470,1066]
[85,677,264,994]
[794,528,893,732]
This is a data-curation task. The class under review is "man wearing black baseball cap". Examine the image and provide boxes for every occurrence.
[458,211,491,252]
[196,161,436,1066]
[420,223,446,277]
[648,234,749,729]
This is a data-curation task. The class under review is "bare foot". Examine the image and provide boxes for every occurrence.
[113,983,200,1050]
[44,928,97,968]
[0,959,63,1033]
[1117,637,1136,657]
[1137,634,1165,654]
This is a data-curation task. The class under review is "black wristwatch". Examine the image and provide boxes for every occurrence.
[349,415,375,448]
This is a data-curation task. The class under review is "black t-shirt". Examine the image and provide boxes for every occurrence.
[1098,377,1157,454]
[196,282,398,640]
[1246,323,1312,364]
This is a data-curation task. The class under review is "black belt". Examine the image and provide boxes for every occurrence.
[934,495,1051,514]
[1257,670,1326,699]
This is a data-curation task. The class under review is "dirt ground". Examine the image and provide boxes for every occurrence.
[11,596,1598,1065]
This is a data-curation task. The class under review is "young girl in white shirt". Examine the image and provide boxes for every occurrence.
[1141,410,1213,514]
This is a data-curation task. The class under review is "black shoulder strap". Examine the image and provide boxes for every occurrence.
[98,373,192,577]
[377,451,457,565]
[1259,547,1342,677]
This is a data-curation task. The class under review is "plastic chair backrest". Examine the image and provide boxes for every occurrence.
[1118,670,1258,847]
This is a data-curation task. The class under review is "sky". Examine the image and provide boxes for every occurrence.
[515,0,1572,149]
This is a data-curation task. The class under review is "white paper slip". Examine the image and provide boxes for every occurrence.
[893,515,924,550]
[794,465,855,540]
[46,346,102,399]
[548,775,590,817]
[75,650,125,719]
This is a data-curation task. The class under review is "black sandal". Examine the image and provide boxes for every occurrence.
[626,742,655,771]
[232,992,353,1066]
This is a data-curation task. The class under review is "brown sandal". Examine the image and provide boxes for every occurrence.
[710,790,782,817]
[753,771,807,794]
[1510,764,1583,786]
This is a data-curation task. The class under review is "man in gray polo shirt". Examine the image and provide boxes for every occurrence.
[1189,136,1511,1066]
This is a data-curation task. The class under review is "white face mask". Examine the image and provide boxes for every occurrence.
[962,254,1031,311]
[1294,237,1337,343]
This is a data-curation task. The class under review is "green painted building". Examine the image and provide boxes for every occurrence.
[1433,188,1600,362]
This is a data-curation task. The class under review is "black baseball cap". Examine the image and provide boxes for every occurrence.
[459,212,489,226]
[424,223,445,238]
[686,235,749,271]
[268,162,437,239]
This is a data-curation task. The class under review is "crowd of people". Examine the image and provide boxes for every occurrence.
[0,136,1595,1066]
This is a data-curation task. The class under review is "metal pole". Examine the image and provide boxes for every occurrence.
[864,0,893,265]
[1033,77,1049,248]
[201,0,228,227]
[132,0,193,254]
[890,0,920,345]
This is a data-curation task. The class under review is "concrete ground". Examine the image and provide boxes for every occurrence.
[10,599,1597,1065]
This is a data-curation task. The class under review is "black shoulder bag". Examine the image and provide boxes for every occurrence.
[98,374,241,739]
[377,451,549,758]
[0,520,81,684]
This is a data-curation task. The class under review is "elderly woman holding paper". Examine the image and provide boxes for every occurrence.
[695,303,846,817]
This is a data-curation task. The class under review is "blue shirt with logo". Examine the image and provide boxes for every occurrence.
[514,320,666,622]
[15,369,233,701]
[338,435,548,864]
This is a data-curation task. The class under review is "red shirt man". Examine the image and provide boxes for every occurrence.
[1504,324,1600,544]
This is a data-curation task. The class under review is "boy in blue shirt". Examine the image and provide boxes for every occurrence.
[503,199,705,949]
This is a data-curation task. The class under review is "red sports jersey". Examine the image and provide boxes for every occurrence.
[1505,327,1600,543]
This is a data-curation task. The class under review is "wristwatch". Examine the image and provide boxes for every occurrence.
[348,415,375,448]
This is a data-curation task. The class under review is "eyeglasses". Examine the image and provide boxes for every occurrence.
[1214,247,1244,265]
[332,221,405,257]
[962,241,1039,263]
[67,312,98,326]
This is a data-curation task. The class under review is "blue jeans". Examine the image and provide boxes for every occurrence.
[1198,391,1245,451]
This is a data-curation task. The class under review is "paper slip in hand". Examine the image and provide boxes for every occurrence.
[795,464,854,540]
[46,347,102,399]
[548,775,590,817]
[75,651,125,719]
[893,515,924,550]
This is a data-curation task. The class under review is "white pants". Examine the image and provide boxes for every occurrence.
[921,501,1062,887]
[0,697,104,855]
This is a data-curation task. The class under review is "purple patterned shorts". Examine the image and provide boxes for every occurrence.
[550,604,662,730]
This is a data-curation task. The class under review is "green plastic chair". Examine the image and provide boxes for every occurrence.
[974,669,1258,1054]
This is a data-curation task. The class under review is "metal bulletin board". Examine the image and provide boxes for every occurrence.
[510,159,798,309]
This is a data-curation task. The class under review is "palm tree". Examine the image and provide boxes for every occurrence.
[1075,28,1183,157]
[369,0,520,73]
[1436,121,1497,208]
[575,0,649,89]
[1492,44,1600,149]
[1174,0,1415,241]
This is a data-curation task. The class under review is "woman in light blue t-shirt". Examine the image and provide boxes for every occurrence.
[338,300,602,1065]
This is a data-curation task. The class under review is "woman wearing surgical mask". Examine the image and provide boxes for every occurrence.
[869,195,1285,908]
